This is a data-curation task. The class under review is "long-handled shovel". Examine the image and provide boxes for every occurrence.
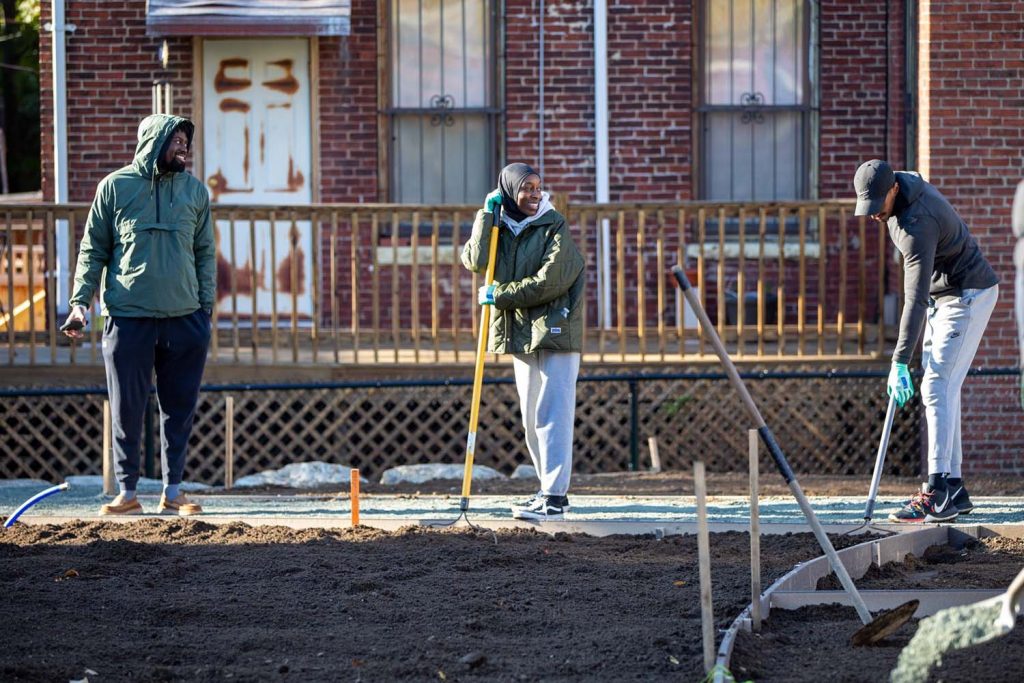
[890,566,1024,683]
[438,208,501,530]
[670,265,917,646]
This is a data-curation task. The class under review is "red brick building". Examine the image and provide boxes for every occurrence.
[37,1,1023,470]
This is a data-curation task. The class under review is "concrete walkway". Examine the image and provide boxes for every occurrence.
[5,479,1024,532]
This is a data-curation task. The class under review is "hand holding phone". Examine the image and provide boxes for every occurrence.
[61,306,88,339]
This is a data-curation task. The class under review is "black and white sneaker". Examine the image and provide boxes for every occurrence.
[512,494,569,521]
[946,477,974,514]
[511,491,543,510]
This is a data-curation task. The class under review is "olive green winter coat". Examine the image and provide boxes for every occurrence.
[70,114,215,318]
[461,207,585,354]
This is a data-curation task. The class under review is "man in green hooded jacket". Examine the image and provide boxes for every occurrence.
[62,114,215,516]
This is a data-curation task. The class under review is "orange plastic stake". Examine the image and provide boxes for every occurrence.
[350,468,360,526]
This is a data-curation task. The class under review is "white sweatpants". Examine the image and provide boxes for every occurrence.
[512,350,581,497]
[920,285,998,478]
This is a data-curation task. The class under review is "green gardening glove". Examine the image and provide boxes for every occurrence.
[478,283,496,306]
[887,362,914,407]
[484,188,502,213]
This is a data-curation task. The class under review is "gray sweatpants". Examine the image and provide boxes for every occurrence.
[920,285,998,478]
[511,350,581,497]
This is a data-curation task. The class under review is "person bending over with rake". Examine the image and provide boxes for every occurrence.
[462,163,585,520]
[853,160,998,523]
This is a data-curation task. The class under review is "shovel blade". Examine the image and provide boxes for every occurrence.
[852,599,919,647]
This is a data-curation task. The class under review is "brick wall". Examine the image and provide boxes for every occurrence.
[40,2,194,201]
[317,0,379,203]
[36,1,1022,467]
[504,0,692,202]
[40,2,379,204]
[818,1,907,196]
[917,0,1024,472]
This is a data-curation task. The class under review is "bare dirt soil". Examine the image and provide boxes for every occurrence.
[731,535,1024,682]
[2,521,876,682]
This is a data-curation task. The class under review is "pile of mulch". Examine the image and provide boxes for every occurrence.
[1,520,869,682]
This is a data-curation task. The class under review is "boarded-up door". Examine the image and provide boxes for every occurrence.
[203,38,313,319]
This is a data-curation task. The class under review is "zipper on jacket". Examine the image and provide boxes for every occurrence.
[505,228,520,347]
[155,176,161,222]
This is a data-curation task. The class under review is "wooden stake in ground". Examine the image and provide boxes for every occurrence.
[102,399,115,496]
[694,460,715,673]
[350,469,360,526]
[647,436,662,472]
[749,429,762,632]
[225,396,235,490]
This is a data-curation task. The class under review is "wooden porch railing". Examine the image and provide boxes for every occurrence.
[0,201,895,367]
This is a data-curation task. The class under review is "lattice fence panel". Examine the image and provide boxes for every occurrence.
[1,376,921,483]
[1,394,107,479]
[574,381,634,472]
[640,377,921,475]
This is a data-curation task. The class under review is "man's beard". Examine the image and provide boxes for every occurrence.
[158,157,187,173]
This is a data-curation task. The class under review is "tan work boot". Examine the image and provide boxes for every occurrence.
[159,494,203,516]
[99,494,143,516]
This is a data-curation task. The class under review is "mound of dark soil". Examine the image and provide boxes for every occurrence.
[1,521,861,682]
[732,536,1024,682]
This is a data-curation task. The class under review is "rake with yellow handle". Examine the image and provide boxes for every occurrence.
[457,207,501,516]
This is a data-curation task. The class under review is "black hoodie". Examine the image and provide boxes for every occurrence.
[887,171,998,364]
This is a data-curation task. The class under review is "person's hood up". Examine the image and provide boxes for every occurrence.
[132,114,195,179]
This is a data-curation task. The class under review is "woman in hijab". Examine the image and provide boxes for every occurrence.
[461,163,586,520]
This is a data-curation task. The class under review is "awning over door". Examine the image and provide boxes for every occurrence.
[147,0,350,36]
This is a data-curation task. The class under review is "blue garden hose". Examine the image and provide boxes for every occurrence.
[3,482,71,528]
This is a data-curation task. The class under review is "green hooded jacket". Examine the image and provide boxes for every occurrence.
[69,114,216,318]
[461,206,585,354]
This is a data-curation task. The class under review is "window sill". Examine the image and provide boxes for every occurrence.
[685,241,821,260]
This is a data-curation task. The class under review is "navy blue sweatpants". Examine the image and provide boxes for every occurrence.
[101,310,210,491]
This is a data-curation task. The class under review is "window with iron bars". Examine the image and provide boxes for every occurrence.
[696,0,819,258]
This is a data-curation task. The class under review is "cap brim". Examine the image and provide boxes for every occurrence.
[854,195,885,217]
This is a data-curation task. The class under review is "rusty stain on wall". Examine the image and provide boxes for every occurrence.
[219,98,251,113]
[215,226,266,302]
[206,169,254,202]
[262,59,299,95]
[266,158,305,194]
[287,157,304,191]
[214,58,251,92]
[243,126,250,183]
[275,225,306,295]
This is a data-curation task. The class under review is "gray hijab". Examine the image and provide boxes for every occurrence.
[498,162,538,222]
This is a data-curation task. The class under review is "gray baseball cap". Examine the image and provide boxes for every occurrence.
[853,159,895,216]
